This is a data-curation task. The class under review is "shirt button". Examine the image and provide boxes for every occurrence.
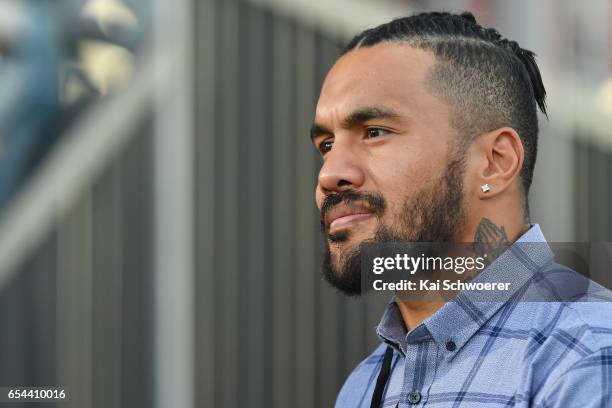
[408,391,421,404]
[446,340,456,351]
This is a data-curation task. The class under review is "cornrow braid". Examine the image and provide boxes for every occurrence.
[341,11,547,206]
[478,24,547,116]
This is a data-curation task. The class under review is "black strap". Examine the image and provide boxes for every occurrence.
[370,346,394,408]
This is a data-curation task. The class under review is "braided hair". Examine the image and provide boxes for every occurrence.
[343,11,547,200]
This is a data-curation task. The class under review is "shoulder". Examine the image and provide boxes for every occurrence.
[535,261,612,348]
[509,288,612,359]
[335,343,387,408]
[535,299,612,406]
[508,286,612,405]
[533,344,612,407]
[559,300,612,349]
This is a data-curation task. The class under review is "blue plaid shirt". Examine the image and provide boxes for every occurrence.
[336,225,612,407]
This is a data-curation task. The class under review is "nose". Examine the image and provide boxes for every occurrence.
[317,143,365,194]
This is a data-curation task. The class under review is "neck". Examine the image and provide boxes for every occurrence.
[395,217,530,331]
[396,299,446,331]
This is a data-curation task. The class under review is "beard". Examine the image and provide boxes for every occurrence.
[320,153,467,296]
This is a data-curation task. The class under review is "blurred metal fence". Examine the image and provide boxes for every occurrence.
[195,1,388,406]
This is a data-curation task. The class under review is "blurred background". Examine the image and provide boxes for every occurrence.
[0,0,610,407]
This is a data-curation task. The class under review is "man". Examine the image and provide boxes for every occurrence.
[311,11,612,407]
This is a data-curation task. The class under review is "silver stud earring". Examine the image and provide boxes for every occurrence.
[480,183,491,193]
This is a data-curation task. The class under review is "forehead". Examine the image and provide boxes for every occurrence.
[316,43,442,122]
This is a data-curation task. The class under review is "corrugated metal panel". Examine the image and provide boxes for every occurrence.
[194,1,388,406]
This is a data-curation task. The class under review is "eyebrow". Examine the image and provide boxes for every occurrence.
[310,106,401,142]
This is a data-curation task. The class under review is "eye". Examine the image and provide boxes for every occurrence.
[319,139,333,155]
[366,127,389,138]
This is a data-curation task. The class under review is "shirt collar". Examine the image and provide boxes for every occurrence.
[376,224,554,357]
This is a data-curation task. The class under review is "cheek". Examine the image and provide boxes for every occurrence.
[460,150,481,196]
[367,140,447,201]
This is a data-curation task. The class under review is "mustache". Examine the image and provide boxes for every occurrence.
[319,190,386,229]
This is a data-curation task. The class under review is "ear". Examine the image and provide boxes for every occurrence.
[474,127,524,199]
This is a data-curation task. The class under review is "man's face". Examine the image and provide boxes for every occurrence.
[312,43,468,295]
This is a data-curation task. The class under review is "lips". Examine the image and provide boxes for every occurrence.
[325,203,374,232]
